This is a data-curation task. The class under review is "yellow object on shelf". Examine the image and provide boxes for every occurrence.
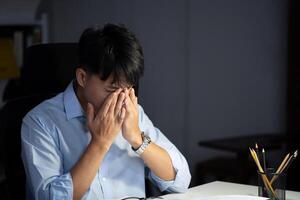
[0,37,21,79]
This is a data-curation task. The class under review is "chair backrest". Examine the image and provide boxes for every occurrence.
[3,43,78,101]
[3,42,139,101]
[0,94,55,199]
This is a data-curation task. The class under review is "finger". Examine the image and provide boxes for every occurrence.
[118,107,126,123]
[123,88,134,109]
[107,89,121,116]
[86,103,95,126]
[129,88,136,103]
[123,88,128,97]
[131,88,138,105]
[114,92,125,116]
[134,96,138,107]
[130,88,138,108]
[124,93,133,108]
[124,92,133,106]
[97,89,120,119]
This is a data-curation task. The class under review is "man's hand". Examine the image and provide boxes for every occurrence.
[72,89,126,200]
[122,88,143,149]
[121,88,177,181]
[86,88,126,150]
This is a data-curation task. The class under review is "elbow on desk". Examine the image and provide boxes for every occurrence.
[166,183,189,194]
[180,173,192,193]
[166,172,191,193]
[180,167,192,193]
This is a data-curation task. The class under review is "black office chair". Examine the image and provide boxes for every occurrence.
[1,43,78,199]
[0,94,55,199]
[3,43,78,101]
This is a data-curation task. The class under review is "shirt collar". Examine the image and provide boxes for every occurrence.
[63,81,85,120]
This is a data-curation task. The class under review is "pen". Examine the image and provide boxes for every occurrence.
[262,148,267,173]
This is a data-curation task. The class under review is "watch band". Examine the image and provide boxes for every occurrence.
[132,132,151,156]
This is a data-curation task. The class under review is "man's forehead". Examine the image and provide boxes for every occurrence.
[106,79,131,88]
[110,81,131,88]
[101,74,131,88]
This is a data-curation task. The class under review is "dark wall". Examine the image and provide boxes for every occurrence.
[38,0,289,185]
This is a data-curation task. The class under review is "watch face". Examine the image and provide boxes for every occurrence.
[133,133,151,155]
[144,134,151,143]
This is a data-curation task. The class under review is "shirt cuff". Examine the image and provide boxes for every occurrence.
[149,170,176,192]
[36,172,73,200]
[149,146,191,193]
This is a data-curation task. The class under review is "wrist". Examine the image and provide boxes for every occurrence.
[129,131,143,149]
[132,133,152,155]
[90,138,111,152]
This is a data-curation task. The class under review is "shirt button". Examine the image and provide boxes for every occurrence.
[102,177,106,181]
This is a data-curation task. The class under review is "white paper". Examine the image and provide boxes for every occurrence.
[152,195,269,200]
[195,195,269,200]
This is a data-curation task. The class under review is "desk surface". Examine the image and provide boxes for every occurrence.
[160,181,300,200]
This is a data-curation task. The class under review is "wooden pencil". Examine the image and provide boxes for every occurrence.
[249,148,278,199]
[281,150,298,173]
[270,153,290,184]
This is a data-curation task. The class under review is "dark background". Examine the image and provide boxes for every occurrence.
[0,0,299,197]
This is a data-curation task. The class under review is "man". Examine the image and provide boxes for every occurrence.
[21,24,191,200]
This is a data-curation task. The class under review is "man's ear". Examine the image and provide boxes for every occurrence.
[76,68,88,88]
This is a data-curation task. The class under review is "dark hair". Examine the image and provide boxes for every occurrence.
[78,23,144,86]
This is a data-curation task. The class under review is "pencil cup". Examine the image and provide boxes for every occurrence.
[258,168,286,200]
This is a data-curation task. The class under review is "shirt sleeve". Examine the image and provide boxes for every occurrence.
[138,105,191,193]
[21,113,73,200]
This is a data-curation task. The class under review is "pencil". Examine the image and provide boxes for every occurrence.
[270,153,290,184]
[249,148,278,199]
[280,154,293,173]
[250,149,277,198]
[255,143,260,163]
[280,150,298,173]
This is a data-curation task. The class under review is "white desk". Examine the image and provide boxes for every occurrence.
[160,181,300,200]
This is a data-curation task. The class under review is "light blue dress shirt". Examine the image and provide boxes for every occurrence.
[21,82,191,200]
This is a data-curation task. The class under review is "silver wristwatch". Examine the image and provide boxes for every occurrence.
[132,133,151,156]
